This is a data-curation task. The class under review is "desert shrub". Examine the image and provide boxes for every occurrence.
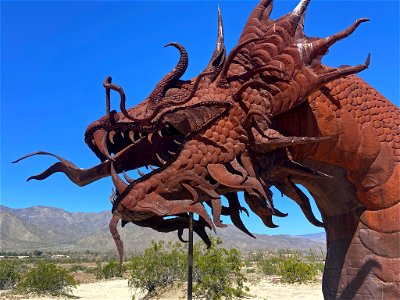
[279,256,318,284]
[68,264,86,273]
[0,259,26,289]
[128,241,186,296]
[258,256,282,275]
[192,238,248,300]
[16,261,78,296]
[96,260,125,279]
[128,238,248,299]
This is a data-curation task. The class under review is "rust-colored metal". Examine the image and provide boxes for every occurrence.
[15,0,399,298]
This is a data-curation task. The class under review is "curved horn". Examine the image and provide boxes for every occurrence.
[290,0,311,32]
[103,76,144,122]
[148,42,188,105]
[306,18,369,63]
[202,6,226,79]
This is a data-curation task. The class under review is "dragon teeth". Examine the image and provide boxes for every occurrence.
[109,131,116,144]
[122,170,134,183]
[156,153,167,165]
[136,168,146,177]
[129,131,135,142]
[147,133,153,143]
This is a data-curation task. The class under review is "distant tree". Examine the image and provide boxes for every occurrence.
[33,250,43,257]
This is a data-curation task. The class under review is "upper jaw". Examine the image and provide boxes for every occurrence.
[85,120,186,177]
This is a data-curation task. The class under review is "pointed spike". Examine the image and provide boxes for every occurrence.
[136,168,146,177]
[216,5,224,52]
[93,130,114,161]
[272,207,288,218]
[120,132,125,138]
[291,0,311,31]
[291,0,310,18]
[201,5,226,78]
[173,139,181,145]
[129,131,135,142]
[139,132,143,138]
[122,170,134,183]
[308,18,369,61]
[317,54,370,86]
[178,228,188,243]
[147,133,153,143]
[167,150,176,156]
[109,131,116,144]
[281,160,332,179]
[156,153,167,165]
[110,162,128,194]
[149,165,156,171]
[157,129,163,137]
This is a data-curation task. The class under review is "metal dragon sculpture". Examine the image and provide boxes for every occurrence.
[14,0,399,298]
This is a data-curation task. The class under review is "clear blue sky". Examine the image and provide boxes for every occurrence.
[1,0,399,236]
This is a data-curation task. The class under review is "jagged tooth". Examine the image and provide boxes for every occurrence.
[158,129,163,137]
[139,132,143,138]
[109,131,116,144]
[136,168,146,177]
[167,150,176,156]
[147,133,153,143]
[93,130,114,161]
[109,187,116,204]
[122,170,134,183]
[173,139,181,145]
[149,165,156,171]
[129,131,135,143]
[156,153,167,165]
[110,162,128,194]
[120,132,125,138]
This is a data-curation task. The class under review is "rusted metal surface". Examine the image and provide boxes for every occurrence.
[15,0,399,298]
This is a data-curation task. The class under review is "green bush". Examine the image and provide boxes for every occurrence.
[0,259,26,289]
[279,256,319,284]
[128,238,248,299]
[68,264,87,273]
[96,260,125,279]
[16,261,78,296]
[192,238,248,300]
[258,256,282,275]
[128,241,186,296]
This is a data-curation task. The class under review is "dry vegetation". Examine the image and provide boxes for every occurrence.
[0,242,325,300]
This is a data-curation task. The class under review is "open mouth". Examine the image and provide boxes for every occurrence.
[87,122,186,184]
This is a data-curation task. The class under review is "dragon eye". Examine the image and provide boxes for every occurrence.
[164,87,182,97]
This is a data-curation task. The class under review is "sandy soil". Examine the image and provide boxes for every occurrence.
[1,276,323,300]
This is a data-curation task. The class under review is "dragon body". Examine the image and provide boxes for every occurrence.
[15,0,399,298]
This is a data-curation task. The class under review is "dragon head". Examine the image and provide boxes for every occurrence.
[16,0,369,253]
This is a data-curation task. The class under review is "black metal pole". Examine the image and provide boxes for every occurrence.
[187,212,194,300]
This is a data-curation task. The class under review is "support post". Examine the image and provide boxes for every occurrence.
[187,212,194,300]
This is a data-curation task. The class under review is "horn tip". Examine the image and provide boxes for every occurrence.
[365,53,371,66]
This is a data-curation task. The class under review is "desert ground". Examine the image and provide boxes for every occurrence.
[1,276,323,300]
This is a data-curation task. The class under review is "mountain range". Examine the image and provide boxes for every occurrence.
[0,205,325,253]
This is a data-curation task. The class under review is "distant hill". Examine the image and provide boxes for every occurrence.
[0,205,325,253]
